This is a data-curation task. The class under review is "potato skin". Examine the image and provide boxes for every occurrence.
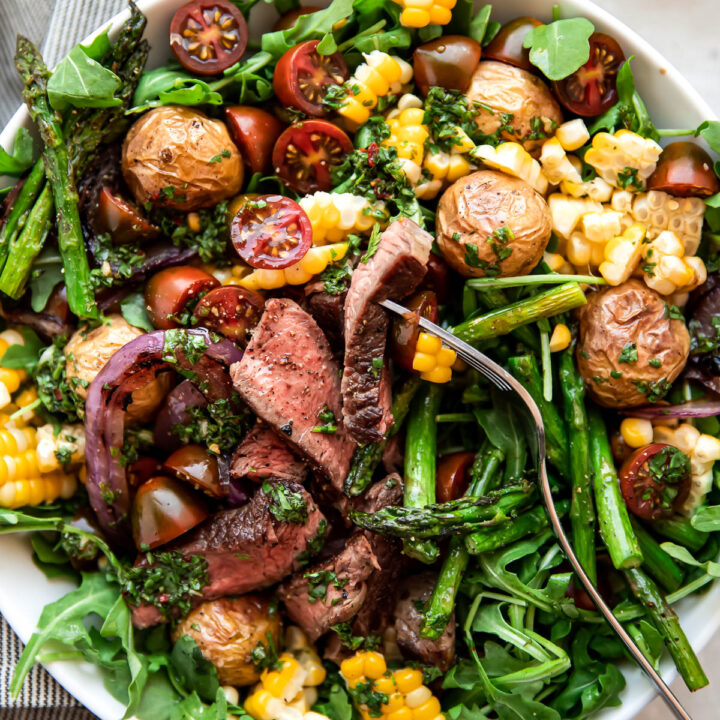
[577,280,690,408]
[122,106,243,211]
[436,169,551,278]
[172,595,280,686]
[65,314,170,422]
[466,60,563,155]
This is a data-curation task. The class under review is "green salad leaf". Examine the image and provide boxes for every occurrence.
[523,18,594,81]
[0,326,44,374]
[171,635,220,703]
[0,128,35,177]
[121,291,154,332]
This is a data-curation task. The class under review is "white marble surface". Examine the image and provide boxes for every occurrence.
[599,3,720,720]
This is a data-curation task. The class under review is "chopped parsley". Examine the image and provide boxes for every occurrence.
[263,481,308,525]
[487,225,514,262]
[304,569,348,604]
[172,396,251,454]
[312,404,338,434]
[464,243,500,276]
[349,681,389,718]
[648,358,662,368]
[361,223,382,264]
[423,87,485,153]
[321,83,350,111]
[371,356,384,379]
[331,622,381,651]
[320,261,353,295]
[664,302,685,321]
[632,377,672,403]
[163,329,209,366]
[34,339,84,421]
[647,446,691,509]
[610,370,623,379]
[251,631,282,672]
[689,316,720,354]
[89,233,145,290]
[209,149,232,164]
[618,342,638,364]
[617,166,642,190]
[296,519,328,568]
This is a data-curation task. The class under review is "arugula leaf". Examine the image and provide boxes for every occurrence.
[660,542,720,576]
[131,66,223,109]
[171,635,220,703]
[261,0,354,58]
[690,504,720,532]
[48,40,122,111]
[121,291,154,332]
[29,248,63,312]
[0,128,35,177]
[355,27,412,53]
[523,18,594,81]
[696,120,720,154]
[170,689,228,720]
[314,682,354,720]
[79,28,112,61]
[0,326,44,374]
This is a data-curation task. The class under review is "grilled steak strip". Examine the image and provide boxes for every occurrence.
[231,298,355,493]
[342,219,433,443]
[231,422,307,483]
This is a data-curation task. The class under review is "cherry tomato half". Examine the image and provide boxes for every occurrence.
[225,106,284,175]
[169,0,248,76]
[413,36,483,96]
[619,443,691,521]
[483,16,542,71]
[272,120,353,194]
[127,457,162,488]
[131,476,209,550]
[145,266,220,330]
[436,452,476,503]
[273,5,322,31]
[193,286,264,342]
[389,290,439,371]
[274,40,349,117]
[95,187,160,245]
[231,194,312,269]
[647,141,720,198]
[553,32,625,117]
[163,444,224,498]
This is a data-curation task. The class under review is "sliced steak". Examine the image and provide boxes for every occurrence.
[231,422,307,483]
[130,481,327,628]
[278,533,379,641]
[231,298,356,493]
[342,219,433,443]
[307,289,346,351]
[394,572,456,670]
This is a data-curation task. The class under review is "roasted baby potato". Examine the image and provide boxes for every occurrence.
[466,60,563,155]
[122,106,244,211]
[436,169,551,278]
[577,279,690,408]
[172,595,281,686]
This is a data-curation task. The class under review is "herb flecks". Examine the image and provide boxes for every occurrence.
[262,481,308,525]
[312,404,338,434]
[304,569,348,604]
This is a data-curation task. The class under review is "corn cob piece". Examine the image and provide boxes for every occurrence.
[653,424,720,515]
[411,332,456,383]
[471,142,548,194]
[393,0,457,28]
[598,223,646,286]
[641,230,707,295]
[340,650,445,720]
[614,189,706,255]
[539,137,582,185]
[564,209,624,270]
[245,627,328,720]
[0,472,77,509]
[336,52,413,127]
[35,423,85,473]
[232,243,349,291]
[584,130,662,190]
[554,119,590,151]
[299,192,388,245]
[547,194,603,239]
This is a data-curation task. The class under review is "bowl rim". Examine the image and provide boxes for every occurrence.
[0,1,717,719]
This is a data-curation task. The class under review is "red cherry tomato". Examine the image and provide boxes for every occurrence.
[483,17,542,71]
[647,142,720,198]
[127,457,162,488]
[273,40,349,117]
[95,187,160,245]
[565,566,616,611]
[436,452,476,503]
[553,32,625,117]
[619,443,691,520]
[145,266,220,330]
[169,0,248,76]
[225,106,284,175]
[413,36,483,96]
[273,5,322,31]
[163,444,224,498]
[230,194,312,269]
[272,120,353,194]
[419,254,450,303]
[131,476,209,550]
[193,286,264,343]
[389,291,439,371]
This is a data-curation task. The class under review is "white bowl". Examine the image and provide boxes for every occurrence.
[0,1,717,718]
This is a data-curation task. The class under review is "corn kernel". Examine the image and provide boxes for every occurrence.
[420,366,452,383]
[394,669,423,694]
[388,709,413,720]
[412,697,441,720]
[555,119,590,151]
[548,323,571,352]
[428,5,452,23]
[436,347,457,367]
[363,652,387,680]
[405,687,432,709]
[620,418,654,448]
[415,332,442,355]
[674,424,701,455]
[341,655,366,681]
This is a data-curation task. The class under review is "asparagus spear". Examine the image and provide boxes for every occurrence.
[651,515,707,553]
[630,517,684,593]
[559,341,596,584]
[588,406,643,570]
[15,38,96,318]
[0,159,45,271]
[507,354,568,476]
[466,500,571,555]
[624,567,708,691]
[420,444,504,639]
[453,283,586,346]
[403,384,443,562]
[344,376,421,497]
[350,482,533,538]
[472,286,539,350]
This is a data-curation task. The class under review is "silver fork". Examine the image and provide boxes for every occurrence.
[380,298,693,720]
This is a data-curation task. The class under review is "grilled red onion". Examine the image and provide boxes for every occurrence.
[85,329,242,547]
[622,398,720,419]
[153,380,208,453]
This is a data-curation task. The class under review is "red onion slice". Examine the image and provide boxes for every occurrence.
[621,398,720,419]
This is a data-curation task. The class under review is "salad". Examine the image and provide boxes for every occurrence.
[0,1,720,718]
